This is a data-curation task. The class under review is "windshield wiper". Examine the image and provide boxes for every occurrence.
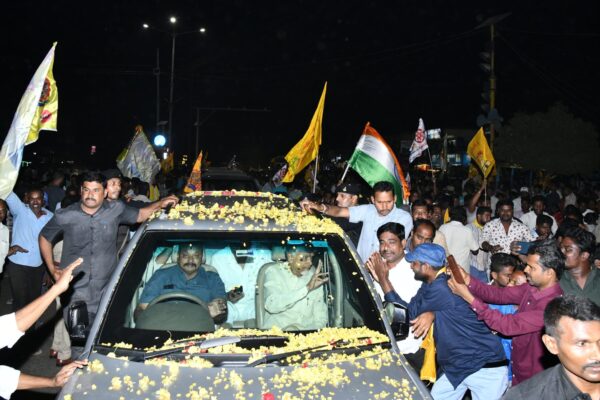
[246,337,387,367]
[141,336,241,361]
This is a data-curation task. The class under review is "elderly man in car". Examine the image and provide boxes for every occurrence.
[136,243,227,323]
[262,246,329,330]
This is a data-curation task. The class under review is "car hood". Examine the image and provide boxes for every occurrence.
[60,350,429,399]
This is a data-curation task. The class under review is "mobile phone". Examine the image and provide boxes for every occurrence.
[447,255,465,285]
[516,241,532,255]
[233,286,243,295]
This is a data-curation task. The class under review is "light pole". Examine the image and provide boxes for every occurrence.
[143,18,206,152]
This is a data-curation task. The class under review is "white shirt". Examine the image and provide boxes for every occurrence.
[262,263,328,330]
[564,192,577,207]
[207,247,272,324]
[349,205,413,263]
[0,224,9,274]
[467,222,489,273]
[374,257,423,354]
[1,313,25,399]
[439,221,479,273]
[520,211,558,235]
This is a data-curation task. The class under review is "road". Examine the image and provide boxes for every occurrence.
[0,274,64,400]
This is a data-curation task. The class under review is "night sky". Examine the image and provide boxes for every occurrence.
[1,1,598,168]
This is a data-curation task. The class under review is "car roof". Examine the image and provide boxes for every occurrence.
[147,191,344,235]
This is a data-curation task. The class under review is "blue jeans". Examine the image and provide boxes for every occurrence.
[470,267,489,283]
[431,366,508,400]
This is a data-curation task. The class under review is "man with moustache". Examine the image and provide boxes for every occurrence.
[39,171,178,323]
[5,189,53,312]
[301,181,412,262]
[365,222,426,370]
[330,183,363,246]
[136,244,227,322]
[559,227,600,306]
[371,243,508,399]
[502,295,600,399]
[448,239,564,385]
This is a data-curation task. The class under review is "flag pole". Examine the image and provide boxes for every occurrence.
[339,161,351,186]
[312,151,319,193]
[426,146,437,194]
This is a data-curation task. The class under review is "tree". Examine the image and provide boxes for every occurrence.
[496,103,599,174]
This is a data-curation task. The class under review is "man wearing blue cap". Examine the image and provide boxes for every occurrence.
[370,243,508,399]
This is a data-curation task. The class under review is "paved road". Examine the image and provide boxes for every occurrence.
[0,273,64,400]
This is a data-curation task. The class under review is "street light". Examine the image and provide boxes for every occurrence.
[142,19,206,152]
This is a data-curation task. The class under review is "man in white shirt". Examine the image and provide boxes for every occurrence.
[301,181,413,263]
[0,259,86,399]
[520,196,558,236]
[439,207,479,273]
[262,246,328,330]
[365,222,425,371]
[467,206,493,282]
[207,245,272,326]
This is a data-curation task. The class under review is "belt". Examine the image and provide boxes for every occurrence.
[482,360,509,368]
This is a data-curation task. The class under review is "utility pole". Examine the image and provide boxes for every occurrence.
[476,12,510,152]
[154,48,160,134]
[489,23,496,151]
[168,33,176,152]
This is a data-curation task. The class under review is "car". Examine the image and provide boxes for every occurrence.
[201,167,261,191]
[59,191,431,399]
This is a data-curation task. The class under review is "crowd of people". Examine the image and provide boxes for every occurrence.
[0,161,599,399]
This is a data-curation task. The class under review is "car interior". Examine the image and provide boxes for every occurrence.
[122,236,367,333]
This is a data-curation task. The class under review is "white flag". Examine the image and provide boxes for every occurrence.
[0,43,58,198]
[408,118,428,163]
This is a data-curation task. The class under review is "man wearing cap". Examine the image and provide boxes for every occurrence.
[370,243,508,399]
[330,183,363,246]
[301,181,412,262]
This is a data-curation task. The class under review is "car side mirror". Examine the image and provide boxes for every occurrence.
[66,300,89,341]
[383,302,409,340]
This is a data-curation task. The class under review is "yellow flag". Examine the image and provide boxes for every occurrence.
[161,152,174,173]
[467,128,495,178]
[184,151,202,193]
[282,82,326,183]
[27,44,58,144]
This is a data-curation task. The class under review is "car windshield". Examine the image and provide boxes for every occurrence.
[96,230,384,350]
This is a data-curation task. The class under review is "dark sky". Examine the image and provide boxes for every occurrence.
[1,1,598,168]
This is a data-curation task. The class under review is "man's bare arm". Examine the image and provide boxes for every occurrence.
[299,199,350,218]
[136,195,179,223]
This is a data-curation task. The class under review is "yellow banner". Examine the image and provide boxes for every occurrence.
[467,128,495,178]
[184,151,202,193]
[282,82,326,183]
[27,48,58,144]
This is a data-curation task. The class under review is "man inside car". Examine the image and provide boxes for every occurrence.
[136,244,227,323]
[262,246,328,330]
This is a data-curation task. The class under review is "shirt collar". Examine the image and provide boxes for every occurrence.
[558,365,593,400]
[473,219,483,228]
[532,282,563,300]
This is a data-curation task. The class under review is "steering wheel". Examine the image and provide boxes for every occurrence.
[147,290,209,310]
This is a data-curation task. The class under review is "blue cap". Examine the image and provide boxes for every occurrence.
[405,243,446,267]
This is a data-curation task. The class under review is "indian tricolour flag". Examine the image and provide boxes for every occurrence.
[346,122,410,205]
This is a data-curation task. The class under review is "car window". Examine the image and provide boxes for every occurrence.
[97,231,384,349]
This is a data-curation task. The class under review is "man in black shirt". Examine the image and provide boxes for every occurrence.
[503,295,600,399]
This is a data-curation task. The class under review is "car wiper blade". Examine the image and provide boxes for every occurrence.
[142,336,241,361]
[246,337,380,367]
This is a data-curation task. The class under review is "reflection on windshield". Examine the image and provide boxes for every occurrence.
[99,232,382,349]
